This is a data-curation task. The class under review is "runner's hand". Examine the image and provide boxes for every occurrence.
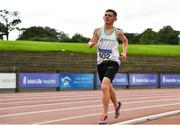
[88,41,94,48]
[120,52,126,61]
[88,36,97,48]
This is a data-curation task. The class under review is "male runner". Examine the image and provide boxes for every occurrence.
[88,9,128,124]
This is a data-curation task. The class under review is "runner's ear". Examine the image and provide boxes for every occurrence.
[114,17,117,21]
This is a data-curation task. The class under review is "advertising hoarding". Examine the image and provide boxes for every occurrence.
[96,73,128,87]
[0,73,16,89]
[129,74,158,86]
[19,73,59,88]
[160,74,180,86]
[60,73,94,90]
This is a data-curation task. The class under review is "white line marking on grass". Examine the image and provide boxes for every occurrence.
[113,110,180,125]
[32,102,180,125]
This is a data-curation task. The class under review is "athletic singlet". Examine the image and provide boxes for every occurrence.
[97,27,120,65]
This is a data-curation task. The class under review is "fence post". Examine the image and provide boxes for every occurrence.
[56,69,60,91]
[126,72,130,89]
[157,71,161,88]
[15,68,20,92]
[93,71,97,90]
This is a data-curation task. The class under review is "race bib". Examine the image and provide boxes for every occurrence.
[98,48,112,60]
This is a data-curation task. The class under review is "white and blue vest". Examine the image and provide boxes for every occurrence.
[97,27,120,65]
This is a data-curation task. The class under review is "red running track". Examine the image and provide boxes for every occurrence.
[0,88,180,124]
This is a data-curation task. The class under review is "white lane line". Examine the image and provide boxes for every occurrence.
[32,102,180,125]
[0,99,100,110]
[1,95,180,110]
[2,89,179,99]
[113,110,180,125]
[0,104,101,118]
[0,93,144,101]
[1,93,180,105]
[0,96,106,106]
[0,96,101,104]
[2,91,180,101]
[1,97,180,118]
[0,93,100,101]
[1,91,99,97]
[1,94,98,103]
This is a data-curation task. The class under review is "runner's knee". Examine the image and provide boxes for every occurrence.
[101,83,109,91]
[101,79,111,91]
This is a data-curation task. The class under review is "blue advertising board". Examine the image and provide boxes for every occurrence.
[60,73,94,90]
[96,73,128,87]
[160,74,180,86]
[129,74,158,86]
[19,73,59,88]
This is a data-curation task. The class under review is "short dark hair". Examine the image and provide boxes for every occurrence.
[105,9,117,17]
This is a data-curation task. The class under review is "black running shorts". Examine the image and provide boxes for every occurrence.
[97,60,119,83]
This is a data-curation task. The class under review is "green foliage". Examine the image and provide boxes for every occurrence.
[125,33,139,44]
[58,31,71,42]
[17,25,179,44]
[125,26,179,45]
[157,26,179,45]
[0,22,6,31]
[18,26,90,43]
[139,28,158,44]
[0,22,6,39]
[18,26,60,42]
[1,10,179,44]
[0,9,21,40]
[71,33,90,43]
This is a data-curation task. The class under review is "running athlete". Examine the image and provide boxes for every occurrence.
[88,9,128,124]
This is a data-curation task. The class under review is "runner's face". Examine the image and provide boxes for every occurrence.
[103,12,117,25]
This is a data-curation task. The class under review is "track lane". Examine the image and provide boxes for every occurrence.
[0,88,180,124]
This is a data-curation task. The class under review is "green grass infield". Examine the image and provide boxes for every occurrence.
[0,40,180,56]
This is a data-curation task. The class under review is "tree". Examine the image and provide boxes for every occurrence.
[58,31,71,42]
[0,9,21,40]
[138,28,158,44]
[71,33,90,43]
[0,22,6,39]
[124,33,139,44]
[157,26,179,44]
[18,26,61,42]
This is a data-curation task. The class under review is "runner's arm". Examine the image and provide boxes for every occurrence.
[88,28,99,48]
[117,30,128,60]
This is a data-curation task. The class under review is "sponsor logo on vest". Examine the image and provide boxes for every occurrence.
[100,38,116,42]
